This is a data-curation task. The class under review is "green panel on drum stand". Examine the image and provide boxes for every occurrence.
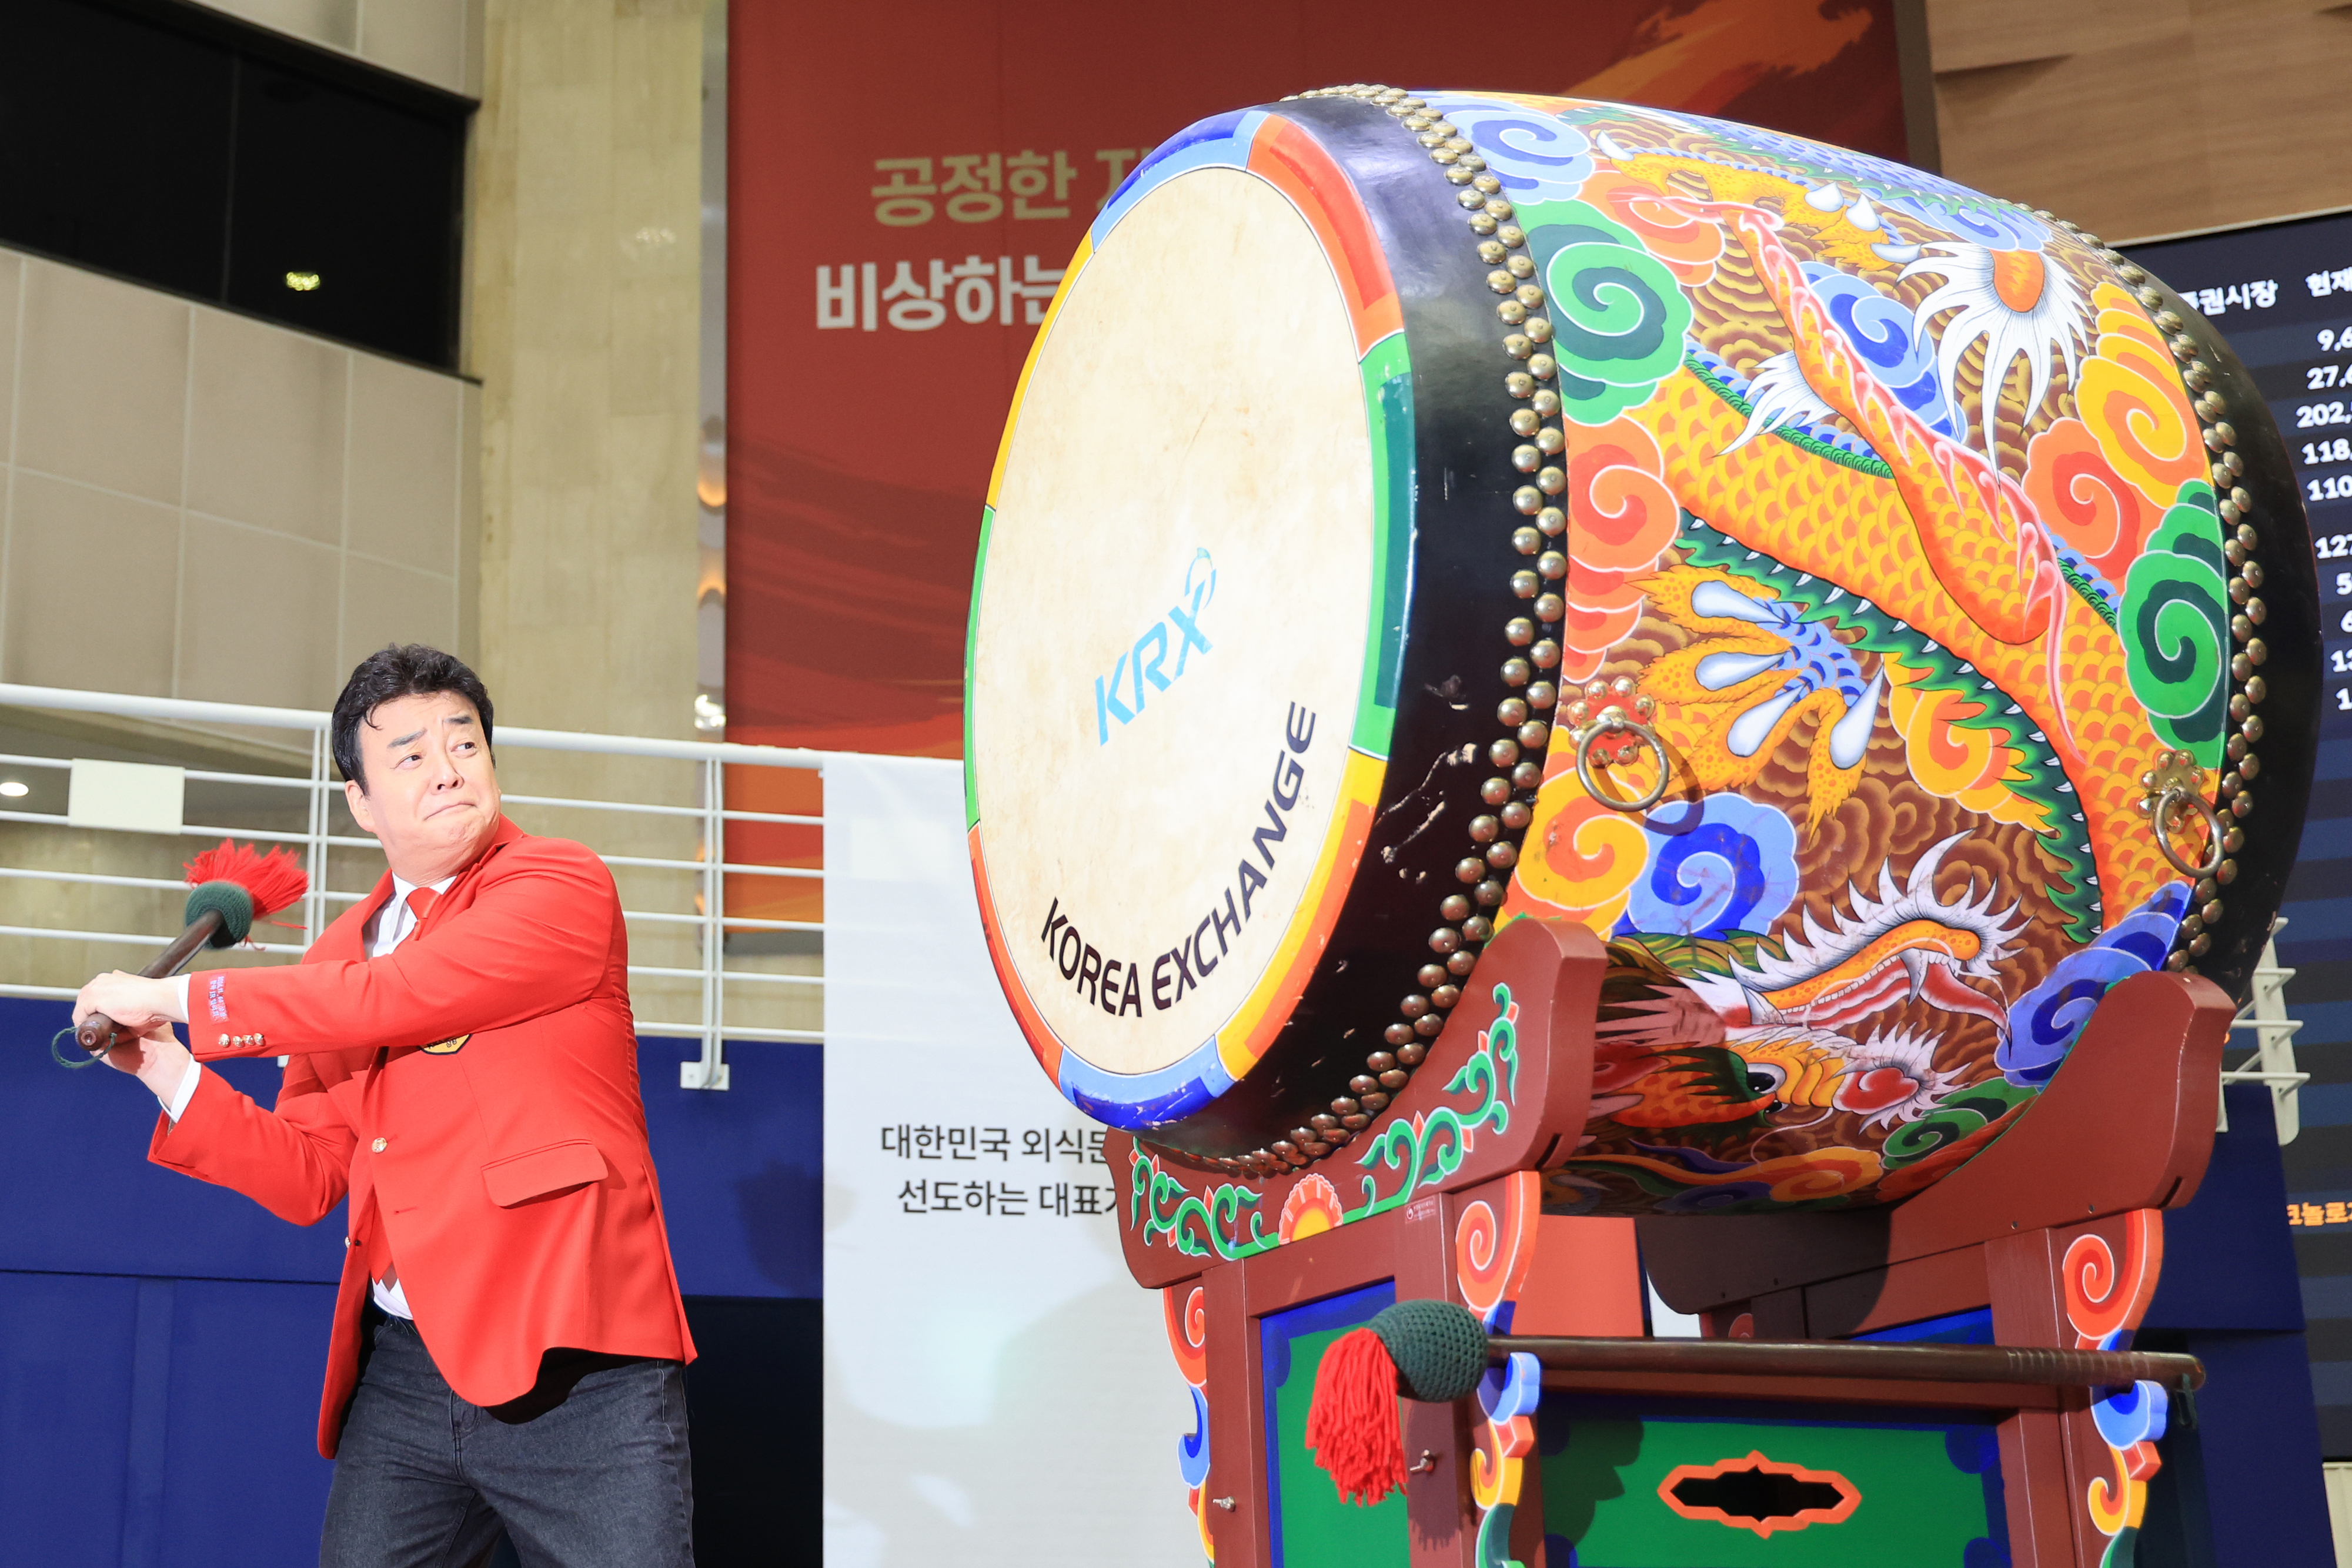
[1539,1394,2007,1567]
[1261,1282,1409,1568]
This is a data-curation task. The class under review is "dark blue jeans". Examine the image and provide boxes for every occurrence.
[319,1313,693,1568]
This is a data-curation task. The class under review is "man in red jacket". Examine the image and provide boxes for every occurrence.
[74,644,696,1568]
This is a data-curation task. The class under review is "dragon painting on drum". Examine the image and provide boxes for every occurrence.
[965,87,2318,1221]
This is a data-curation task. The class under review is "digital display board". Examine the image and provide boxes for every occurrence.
[2127,209,2352,1454]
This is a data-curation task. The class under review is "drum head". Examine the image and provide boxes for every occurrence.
[970,122,1408,1135]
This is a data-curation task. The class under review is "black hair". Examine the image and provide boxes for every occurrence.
[332,644,495,790]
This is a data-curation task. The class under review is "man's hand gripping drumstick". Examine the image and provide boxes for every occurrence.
[71,839,309,1111]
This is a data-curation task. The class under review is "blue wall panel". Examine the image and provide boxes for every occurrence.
[0,999,822,1564]
[630,1036,822,1299]
[159,1279,338,1567]
[0,998,343,1282]
[0,1002,822,1299]
[2139,1085,2336,1567]
[0,1271,139,1564]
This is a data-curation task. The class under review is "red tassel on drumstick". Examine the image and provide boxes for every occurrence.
[73,840,309,1054]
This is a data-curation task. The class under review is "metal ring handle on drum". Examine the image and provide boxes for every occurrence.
[2151,787,2224,880]
[1574,718,1671,814]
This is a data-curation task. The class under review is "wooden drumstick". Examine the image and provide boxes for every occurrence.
[76,840,309,1055]
[1303,1298,2203,1505]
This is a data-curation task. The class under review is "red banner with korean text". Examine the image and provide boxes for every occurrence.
[724,0,1909,922]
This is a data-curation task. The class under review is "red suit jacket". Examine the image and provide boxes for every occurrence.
[149,815,695,1457]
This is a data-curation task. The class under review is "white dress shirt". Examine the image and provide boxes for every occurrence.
[160,872,455,1319]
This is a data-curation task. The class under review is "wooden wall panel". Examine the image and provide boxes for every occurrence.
[1926,0,2352,242]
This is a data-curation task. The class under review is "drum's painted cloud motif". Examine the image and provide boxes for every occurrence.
[1477,95,2256,1216]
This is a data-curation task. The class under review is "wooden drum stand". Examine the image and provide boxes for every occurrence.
[1110,917,2233,1568]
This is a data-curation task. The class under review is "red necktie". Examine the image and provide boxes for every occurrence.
[405,885,439,928]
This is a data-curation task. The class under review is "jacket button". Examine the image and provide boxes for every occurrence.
[344,1236,353,1248]
[217,1034,230,1047]
[371,1137,387,1153]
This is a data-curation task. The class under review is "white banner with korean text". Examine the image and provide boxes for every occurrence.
[822,752,1194,1566]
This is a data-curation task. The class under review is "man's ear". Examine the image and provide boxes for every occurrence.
[346,778,377,836]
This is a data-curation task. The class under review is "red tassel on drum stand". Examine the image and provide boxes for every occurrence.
[1304,1327,1408,1506]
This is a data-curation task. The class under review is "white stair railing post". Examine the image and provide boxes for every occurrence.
[683,752,730,1090]
[2221,918,2307,1143]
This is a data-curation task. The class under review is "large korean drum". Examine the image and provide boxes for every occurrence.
[964,85,2318,1213]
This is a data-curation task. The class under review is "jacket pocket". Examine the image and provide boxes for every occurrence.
[481,1139,609,1208]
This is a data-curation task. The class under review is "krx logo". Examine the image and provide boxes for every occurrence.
[1094,549,1214,746]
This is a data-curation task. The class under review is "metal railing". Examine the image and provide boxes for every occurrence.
[0,682,829,1091]
[2221,921,2308,1144]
